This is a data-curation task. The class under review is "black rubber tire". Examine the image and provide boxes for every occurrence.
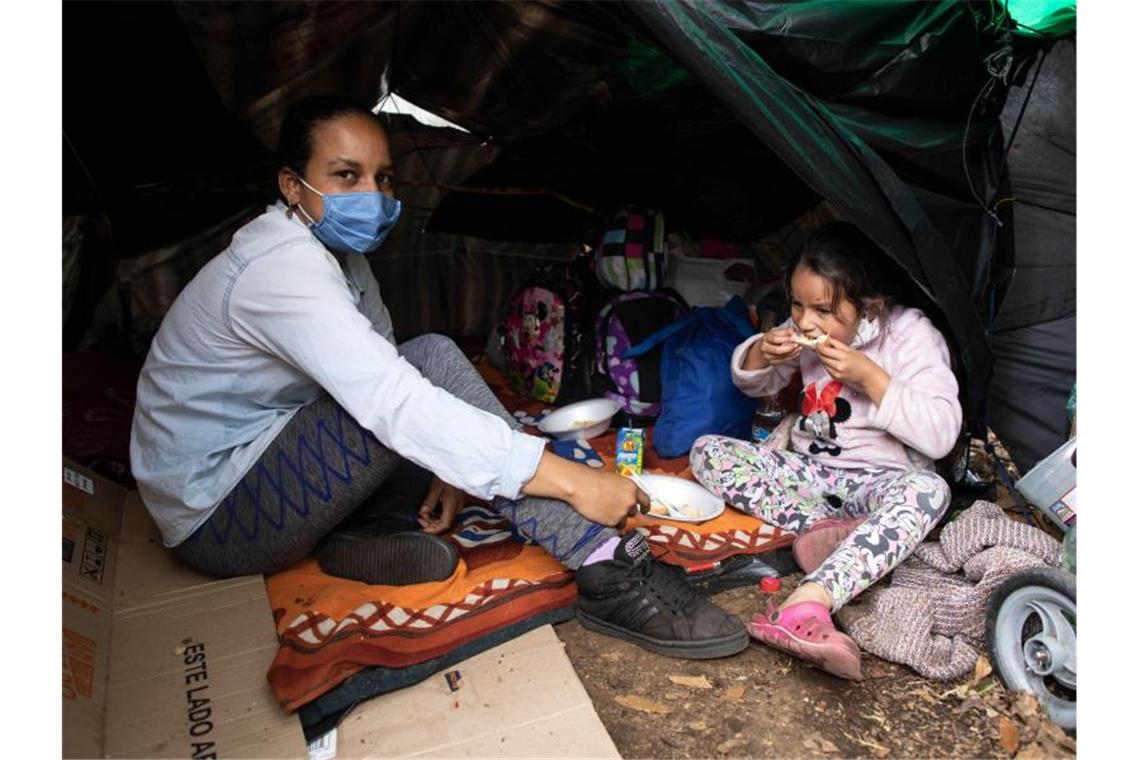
[985,567,1076,733]
[985,568,1076,655]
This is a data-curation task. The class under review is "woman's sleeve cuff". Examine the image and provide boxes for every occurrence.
[497,431,548,500]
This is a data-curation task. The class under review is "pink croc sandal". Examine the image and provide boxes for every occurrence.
[792,518,865,574]
[747,601,863,680]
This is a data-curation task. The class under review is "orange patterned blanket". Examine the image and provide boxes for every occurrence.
[264,361,792,713]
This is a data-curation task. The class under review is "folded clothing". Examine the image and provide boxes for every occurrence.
[835,500,1062,681]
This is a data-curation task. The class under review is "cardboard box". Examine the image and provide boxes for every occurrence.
[62,461,307,759]
[63,460,618,758]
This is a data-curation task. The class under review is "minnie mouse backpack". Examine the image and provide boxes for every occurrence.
[499,257,594,405]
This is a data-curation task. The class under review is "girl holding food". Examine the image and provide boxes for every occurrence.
[690,222,962,679]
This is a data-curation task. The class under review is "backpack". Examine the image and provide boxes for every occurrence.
[500,258,594,405]
[593,289,688,418]
[594,207,668,291]
[625,296,758,458]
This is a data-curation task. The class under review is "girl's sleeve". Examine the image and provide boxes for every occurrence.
[870,314,963,460]
[731,318,798,398]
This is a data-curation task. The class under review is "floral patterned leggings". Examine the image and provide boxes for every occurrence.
[690,435,951,610]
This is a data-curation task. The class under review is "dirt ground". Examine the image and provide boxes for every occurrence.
[554,441,1077,759]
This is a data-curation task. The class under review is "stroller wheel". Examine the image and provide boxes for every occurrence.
[985,568,1076,732]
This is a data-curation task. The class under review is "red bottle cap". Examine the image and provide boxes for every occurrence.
[759,576,782,593]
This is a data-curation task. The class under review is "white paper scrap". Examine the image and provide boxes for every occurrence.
[308,729,337,760]
[63,467,95,495]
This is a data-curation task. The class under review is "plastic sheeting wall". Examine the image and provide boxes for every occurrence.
[988,40,1076,472]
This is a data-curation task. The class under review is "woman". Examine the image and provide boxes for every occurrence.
[129,95,746,660]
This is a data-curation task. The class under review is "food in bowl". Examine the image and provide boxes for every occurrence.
[635,473,725,523]
[537,398,621,441]
[648,499,699,518]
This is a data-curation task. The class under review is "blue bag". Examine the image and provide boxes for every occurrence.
[625,296,758,459]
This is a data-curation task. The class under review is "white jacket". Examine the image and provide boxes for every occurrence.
[130,203,545,547]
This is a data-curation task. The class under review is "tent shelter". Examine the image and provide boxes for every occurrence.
[63,0,1075,476]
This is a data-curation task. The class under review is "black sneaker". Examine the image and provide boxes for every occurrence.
[317,531,459,586]
[682,549,798,595]
[575,532,748,659]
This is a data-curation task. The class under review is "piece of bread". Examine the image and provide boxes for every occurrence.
[792,333,829,349]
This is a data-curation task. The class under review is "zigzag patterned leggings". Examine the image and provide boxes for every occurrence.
[175,334,615,576]
[690,435,950,610]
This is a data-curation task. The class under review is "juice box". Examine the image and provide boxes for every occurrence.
[615,427,645,476]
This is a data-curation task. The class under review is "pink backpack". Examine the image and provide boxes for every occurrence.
[500,260,593,404]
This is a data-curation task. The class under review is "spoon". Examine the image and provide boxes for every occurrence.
[627,472,689,519]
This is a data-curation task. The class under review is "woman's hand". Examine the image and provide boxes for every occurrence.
[815,337,891,404]
[418,476,465,534]
[745,327,802,370]
[565,469,651,528]
[522,451,649,528]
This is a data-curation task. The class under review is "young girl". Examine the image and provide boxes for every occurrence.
[690,222,961,679]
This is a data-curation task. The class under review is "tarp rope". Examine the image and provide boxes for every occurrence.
[961,43,1014,228]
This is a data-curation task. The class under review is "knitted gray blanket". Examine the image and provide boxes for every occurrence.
[834,501,1063,681]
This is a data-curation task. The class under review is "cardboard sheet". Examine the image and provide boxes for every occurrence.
[329,626,619,758]
[62,462,308,759]
[63,461,619,758]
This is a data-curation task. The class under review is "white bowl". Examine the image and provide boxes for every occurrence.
[537,398,621,440]
[635,474,726,523]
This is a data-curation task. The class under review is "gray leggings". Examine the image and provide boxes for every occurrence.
[175,334,617,576]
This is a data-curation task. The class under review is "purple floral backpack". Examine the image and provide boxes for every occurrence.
[500,259,593,405]
[593,289,687,418]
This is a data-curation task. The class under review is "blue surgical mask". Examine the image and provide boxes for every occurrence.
[293,174,402,254]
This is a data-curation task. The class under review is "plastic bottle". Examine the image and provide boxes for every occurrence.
[752,395,786,443]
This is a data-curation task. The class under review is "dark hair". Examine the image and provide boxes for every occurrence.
[784,222,891,323]
[276,94,383,182]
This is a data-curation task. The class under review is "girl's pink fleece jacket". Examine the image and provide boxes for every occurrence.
[731,306,963,473]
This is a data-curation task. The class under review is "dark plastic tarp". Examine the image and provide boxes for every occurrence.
[63,0,1076,462]
[988,39,1076,471]
[371,0,1012,430]
[620,0,1002,432]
